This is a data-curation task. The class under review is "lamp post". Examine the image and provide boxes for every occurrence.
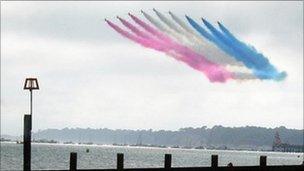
[23,78,39,171]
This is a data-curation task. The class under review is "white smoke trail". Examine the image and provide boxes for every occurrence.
[154,9,243,67]
[143,10,208,54]
[142,10,192,46]
[142,10,256,80]
[159,10,259,80]
[110,15,256,81]
[143,10,255,78]
[169,11,198,35]
[153,9,184,34]
[152,9,198,45]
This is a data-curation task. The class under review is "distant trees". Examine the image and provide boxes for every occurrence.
[33,125,303,149]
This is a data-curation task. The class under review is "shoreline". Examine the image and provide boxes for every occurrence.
[1,141,303,155]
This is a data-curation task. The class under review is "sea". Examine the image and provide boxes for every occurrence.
[1,142,303,170]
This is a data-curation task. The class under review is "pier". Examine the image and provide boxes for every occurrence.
[272,131,304,152]
[273,143,304,153]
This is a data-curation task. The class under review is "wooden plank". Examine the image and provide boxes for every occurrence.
[211,155,218,168]
[260,156,267,167]
[164,154,172,169]
[70,152,77,171]
[23,114,31,171]
[117,153,124,171]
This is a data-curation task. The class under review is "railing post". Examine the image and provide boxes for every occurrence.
[260,156,267,167]
[23,114,31,171]
[164,154,172,170]
[211,155,218,168]
[117,153,124,171]
[70,152,77,171]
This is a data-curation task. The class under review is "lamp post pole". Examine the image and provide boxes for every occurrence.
[23,78,39,171]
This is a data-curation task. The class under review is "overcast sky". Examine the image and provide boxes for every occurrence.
[1,1,303,136]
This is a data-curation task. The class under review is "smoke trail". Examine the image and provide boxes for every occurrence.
[117,16,178,56]
[152,9,204,48]
[185,15,214,41]
[106,19,194,66]
[153,8,183,34]
[141,10,189,43]
[105,19,166,51]
[106,11,286,82]
[187,16,267,78]
[185,16,243,61]
[117,16,150,39]
[122,14,257,81]
[128,14,220,64]
[216,22,287,80]
[186,15,286,80]
[202,19,256,67]
[107,18,187,62]
[141,10,166,31]
[127,14,235,82]
[152,9,202,46]
[185,15,256,72]
[200,18,267,78]
[169,11,197,35]
[141,10,192,48]
[167,11,243,67]
[142,10,205,55]
[154,9,201,44]
[144,10,244,68]
[107,17,257,81]
[202,19,286,80]
[106,18,233,82]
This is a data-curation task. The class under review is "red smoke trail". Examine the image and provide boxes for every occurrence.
[106,18,232,83]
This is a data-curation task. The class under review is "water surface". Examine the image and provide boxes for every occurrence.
[1,142,303,170]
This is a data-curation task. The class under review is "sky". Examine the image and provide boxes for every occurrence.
[1,1,303,136]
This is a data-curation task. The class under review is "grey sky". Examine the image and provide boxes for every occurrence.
[1,1,303,136]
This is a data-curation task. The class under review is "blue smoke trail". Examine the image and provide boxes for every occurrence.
[185,15,214,41]
[186,16,286,80]
[186,16,255,68]
[186,16,287,80]
[205,20,286,80]
[201,18,257,68]
[217,22,277,69]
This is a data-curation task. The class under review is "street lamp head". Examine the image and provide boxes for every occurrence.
[24,78,39,90]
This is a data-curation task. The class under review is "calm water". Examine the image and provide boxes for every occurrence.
[1,142,303,170]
